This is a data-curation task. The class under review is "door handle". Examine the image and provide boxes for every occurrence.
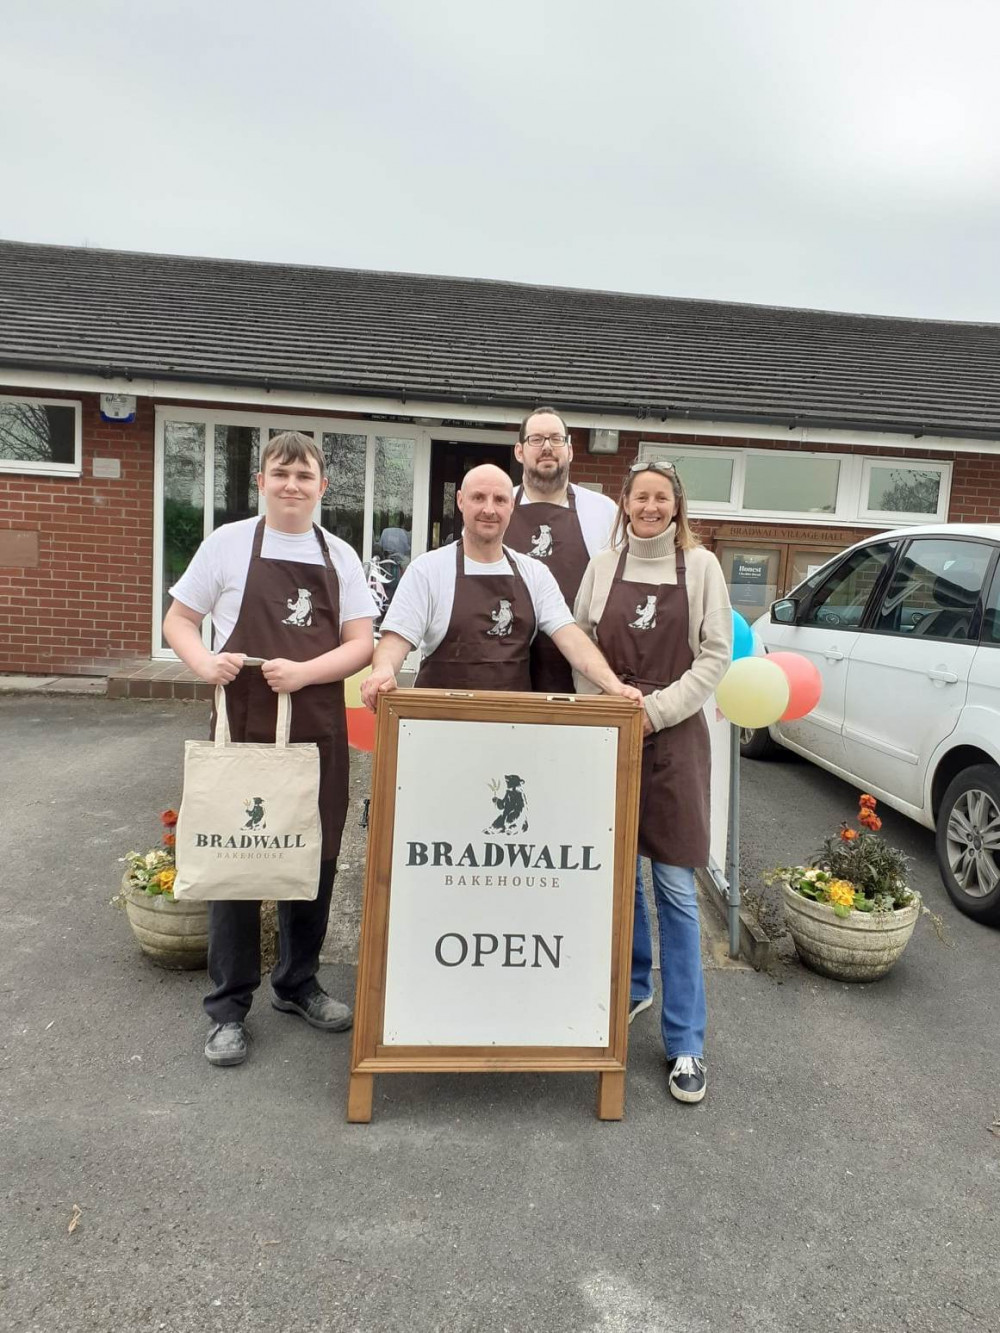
[822,648,845,662]
[926,668,959,684]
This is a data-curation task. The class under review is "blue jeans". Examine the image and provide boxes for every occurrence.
[631,857,707,1060]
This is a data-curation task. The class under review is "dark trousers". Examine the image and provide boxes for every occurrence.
[204,859,337,1023]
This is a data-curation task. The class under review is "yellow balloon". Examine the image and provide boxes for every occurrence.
[344,666,372,710]
[715,657,790,728]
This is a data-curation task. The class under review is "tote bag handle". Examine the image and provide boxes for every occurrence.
[213,685,291,748]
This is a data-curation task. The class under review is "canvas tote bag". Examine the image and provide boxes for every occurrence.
[173,687,322,901]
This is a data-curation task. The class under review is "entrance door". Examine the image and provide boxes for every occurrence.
[715,545,782,626]
[427,439,522,550]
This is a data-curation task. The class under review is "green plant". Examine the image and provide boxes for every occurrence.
[768,795,913,915]
[113,809,178,905]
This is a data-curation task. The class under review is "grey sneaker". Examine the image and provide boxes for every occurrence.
[668,1055,707,1104]
[205,1021,248,1067]
[271,985,353,1032]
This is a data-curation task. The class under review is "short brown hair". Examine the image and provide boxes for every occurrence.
[518,406,569,442]
[259,431,326,477]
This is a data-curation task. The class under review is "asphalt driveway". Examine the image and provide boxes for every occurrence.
[1,695,998,1333]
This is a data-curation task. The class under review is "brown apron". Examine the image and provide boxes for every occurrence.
[414,542,536,691]
[213,517,349,862]
[596,544,711,867]
[505,485,591,693]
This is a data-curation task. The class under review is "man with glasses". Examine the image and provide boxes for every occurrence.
[505,407,617,692]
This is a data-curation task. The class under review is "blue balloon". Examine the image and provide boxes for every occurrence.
[731,609,754,661]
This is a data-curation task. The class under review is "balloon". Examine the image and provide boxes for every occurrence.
[347,707,376,752]
[344,666,372,711]
[731,610,755,661]
[767,651,823,722]
[715,657,790,728]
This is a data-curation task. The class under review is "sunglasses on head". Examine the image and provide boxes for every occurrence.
[629,460,678,477]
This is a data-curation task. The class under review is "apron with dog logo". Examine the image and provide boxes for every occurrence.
[505,484,591,694]
[213,517,349,861]
[596,544,711,867]
[414,542,536,692]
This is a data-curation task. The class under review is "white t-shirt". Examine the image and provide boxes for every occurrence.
[516,483,617,557]
[169,517,378,651]
[380,543,575,658]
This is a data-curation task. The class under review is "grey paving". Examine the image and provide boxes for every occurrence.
[2,696,998,1333]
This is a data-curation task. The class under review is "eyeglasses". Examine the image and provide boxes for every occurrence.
[629,460,678,476]
[523,433,569,449]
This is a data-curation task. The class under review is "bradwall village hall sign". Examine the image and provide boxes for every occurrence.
[348,690,643,1122]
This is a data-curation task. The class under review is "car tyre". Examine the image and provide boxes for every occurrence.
[739,726,780,760]
[935,764,1000,926]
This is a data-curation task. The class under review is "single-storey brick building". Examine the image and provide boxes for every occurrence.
[2,239,999,679]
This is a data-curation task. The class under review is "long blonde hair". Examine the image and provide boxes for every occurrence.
[609,462,702,550]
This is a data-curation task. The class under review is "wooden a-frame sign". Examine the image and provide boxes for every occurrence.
[347,689,642,1122]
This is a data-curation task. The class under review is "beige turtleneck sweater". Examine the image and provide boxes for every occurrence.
[572,522,733,731]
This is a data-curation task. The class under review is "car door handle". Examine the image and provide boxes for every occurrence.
[926,668,959,684]
[822,648,845,662]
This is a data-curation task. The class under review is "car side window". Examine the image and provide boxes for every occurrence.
[874,538,992,640]
[981,559,1000,646]
[800,542,896,629]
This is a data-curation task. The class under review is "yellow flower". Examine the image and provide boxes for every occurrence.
[827,879,855,908]
[157,868,177,891]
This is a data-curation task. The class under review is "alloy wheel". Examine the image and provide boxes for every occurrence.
[945,788,1000,899]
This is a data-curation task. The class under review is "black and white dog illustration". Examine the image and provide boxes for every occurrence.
[484,775,529,834]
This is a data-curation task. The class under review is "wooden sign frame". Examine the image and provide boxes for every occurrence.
[347,689,642,1123]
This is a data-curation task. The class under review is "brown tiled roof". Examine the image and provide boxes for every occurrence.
[2,239,999,440]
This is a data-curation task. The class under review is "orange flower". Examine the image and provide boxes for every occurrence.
[868,816,882,831]
[162,832,176,847]
[161,809,179,827]
[859,794,877,810]
[840,827,858,842]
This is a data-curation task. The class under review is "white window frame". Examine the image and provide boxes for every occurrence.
[0,394,82,477]
[858,456,952,524]
[638,441,952,529]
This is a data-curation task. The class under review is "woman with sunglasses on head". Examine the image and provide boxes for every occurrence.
[573,460,732,1104]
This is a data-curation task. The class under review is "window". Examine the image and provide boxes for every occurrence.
[982,561,1000,646]
[875,538,992,640]
[860,459,950,522]
[638,442,953,527]
[0,396,81,475]
[801,541,896,630]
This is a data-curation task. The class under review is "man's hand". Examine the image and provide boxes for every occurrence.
[361,664,397,711]
[261,658,311,693]
[200,652,245,686]
[606,679,645,708]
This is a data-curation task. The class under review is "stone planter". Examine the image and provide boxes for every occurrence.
[123,881,209,970]
[781,880,921,982]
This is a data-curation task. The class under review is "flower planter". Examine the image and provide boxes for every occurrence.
[123,880,209,971]
[781,880,920,982]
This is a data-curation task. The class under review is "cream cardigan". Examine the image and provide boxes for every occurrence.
[572,523,733,731]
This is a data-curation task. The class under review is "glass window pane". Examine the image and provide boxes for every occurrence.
[214,425,260,527]
[370,436,414,620]
[983,566,1000,646]
[162,421,206,624]
[877,538,992,639]
[801,541,896,629]
[744,454,840,513]
[321,432,367,558]
[665,453,734,504]
[0,400,75,465]
[867,465,941,515]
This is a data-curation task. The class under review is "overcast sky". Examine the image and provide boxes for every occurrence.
[3,0,999,322]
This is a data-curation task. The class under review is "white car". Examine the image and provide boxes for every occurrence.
[745,523,1000,926]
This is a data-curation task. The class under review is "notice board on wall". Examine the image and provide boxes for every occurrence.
[348,689,643,1122]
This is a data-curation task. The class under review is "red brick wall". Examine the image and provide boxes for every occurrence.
[0,389,156,675]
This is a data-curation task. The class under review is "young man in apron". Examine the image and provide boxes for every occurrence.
[361,464,643,707]
[164,432,377,1068]
[504,407,617,694]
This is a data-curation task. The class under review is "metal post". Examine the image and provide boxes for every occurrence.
[725,723,741,957]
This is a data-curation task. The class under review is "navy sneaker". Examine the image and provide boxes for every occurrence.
[271,984,353,1032]
[667,1055,707,1103]
[204,1021,249,1067]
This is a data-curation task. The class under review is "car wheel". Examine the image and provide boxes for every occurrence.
[739,726,780,760]
[936,764,1000,925]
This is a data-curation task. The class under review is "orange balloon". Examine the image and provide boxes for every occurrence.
[767,652,823,721]
[347,707,376,752]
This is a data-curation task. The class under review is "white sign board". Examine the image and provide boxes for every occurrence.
[382,719,618,1047]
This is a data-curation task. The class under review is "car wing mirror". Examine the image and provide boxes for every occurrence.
[771,598,799,625]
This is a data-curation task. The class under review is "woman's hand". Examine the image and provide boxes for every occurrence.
[642,711,654,738]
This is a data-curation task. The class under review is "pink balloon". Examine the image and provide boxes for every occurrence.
[767,652,822,721]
